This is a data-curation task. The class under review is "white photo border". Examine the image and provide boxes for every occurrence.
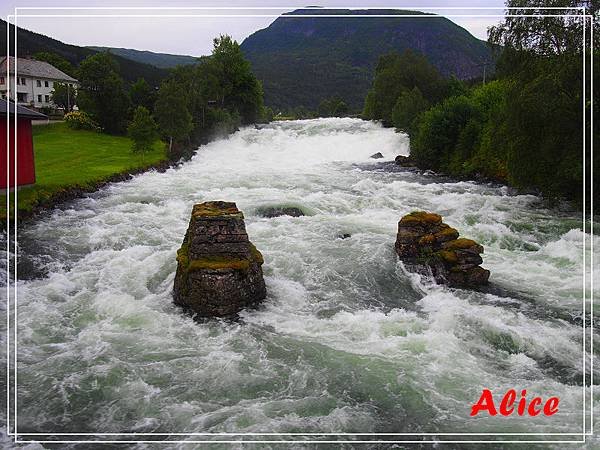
[4,5,595,445]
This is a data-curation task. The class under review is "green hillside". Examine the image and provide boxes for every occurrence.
[241,9,496,112]
[0,19,169,86]
[88,46,199,69]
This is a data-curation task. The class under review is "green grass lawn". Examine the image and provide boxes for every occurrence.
[1,122,167,220]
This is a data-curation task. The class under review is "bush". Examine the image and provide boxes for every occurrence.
[64,111,100,131]
[128,106,159,162]
[205,108,241,138]
[409,80,511,181]
[392,87,429,134]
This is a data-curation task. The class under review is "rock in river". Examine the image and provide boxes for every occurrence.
[173,201,267,317]
[395,211,490,287]
[256,206,305,218]
[394,155,415,167]
[370,152,384,159]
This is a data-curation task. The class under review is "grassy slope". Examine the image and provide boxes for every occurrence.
[1,122,167,219]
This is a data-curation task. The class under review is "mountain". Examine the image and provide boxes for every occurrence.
[0,20,169,86]
[87,46,199,69]
[241,9,496,112]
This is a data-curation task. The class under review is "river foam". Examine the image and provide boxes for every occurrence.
[2,118,598,447]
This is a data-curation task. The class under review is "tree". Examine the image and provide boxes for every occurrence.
[363,50,448,125]
[33,52,75,77]
[76,52,131,134]
[210,35,264,124]
[317,97,349,117]
[391,87,429,134]
[154,80,193,153]
[127,106,158,164]
[488,0,597,57]
[50,82,77,112]
[485,0,598,202]
[130,77,155,111]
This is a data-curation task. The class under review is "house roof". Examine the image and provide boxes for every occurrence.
[0,99,48,119]
[0,56,78,83]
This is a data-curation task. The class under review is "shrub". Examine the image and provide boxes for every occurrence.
[392,87,429,134]
[64,111,100,131]
[128,106,159,162]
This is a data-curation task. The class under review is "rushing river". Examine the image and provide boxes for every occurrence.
[1,118,598,448]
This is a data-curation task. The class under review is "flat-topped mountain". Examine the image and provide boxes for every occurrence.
[241,9,495,111]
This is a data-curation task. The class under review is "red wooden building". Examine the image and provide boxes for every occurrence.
[0,99,46,190]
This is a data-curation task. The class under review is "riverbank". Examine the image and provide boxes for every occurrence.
[1,122,172,226]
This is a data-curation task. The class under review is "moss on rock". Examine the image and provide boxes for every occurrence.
[395,211,489,288]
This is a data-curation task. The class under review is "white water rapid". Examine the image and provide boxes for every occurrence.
[1,118,598,448]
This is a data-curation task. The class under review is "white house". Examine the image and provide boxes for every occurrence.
[0,56,78,110]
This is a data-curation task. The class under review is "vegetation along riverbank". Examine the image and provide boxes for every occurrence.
[363,0,598,207]
[2,34,266,226]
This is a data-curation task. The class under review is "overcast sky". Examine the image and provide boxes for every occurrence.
[3,1,507,57]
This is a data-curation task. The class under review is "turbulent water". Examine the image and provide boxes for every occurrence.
[1,118,599,448]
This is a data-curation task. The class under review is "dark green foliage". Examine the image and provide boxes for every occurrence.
[500,55,584,199]
[391,87,429,134]
[87,46,198,69]
[363,50,448,126]
[33,52,75,76]
[153,34,263,148]
[210,35,264,124]
[154,80,194,151]
[77,53,131,134]
[241,9,494,112]
[50,82,77,112]
[317,97,349,117]
[410,80,512,181]
[128,106,159,161]
[130,78,155,111]
[403,0,598,203]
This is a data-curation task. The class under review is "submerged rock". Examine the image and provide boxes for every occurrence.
[256,206,305,218]
[173,201,267,317]
[395,211,490,287]
[394,155,414,167]
[370,152,384,159]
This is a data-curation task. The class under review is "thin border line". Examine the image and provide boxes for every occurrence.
[12,11,18,439]
[6,6,594,444]
[4,17,10,440]
[13,6,588,10]
[9,14,589,18]
[582,11,587,436]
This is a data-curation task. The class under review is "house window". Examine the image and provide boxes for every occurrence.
[36,80,41,87]
[0,77,4,84]
[45,80,49,87]
[20,77,26,85]
[45,95,50,103]
[37,94,42,103]
[17,92,27,102]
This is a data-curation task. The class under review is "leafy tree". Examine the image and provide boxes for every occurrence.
[317,97,350,117]
[210,35,264,124]
[488,0,597,57]
[154,80,193,152]
[127,106,158,164]
[485,0,597,202]
[76,52,131,134]
[363,50,448,125]
[50,82,77,112]
[130,77,155,111]
[33,51,75,77]
[391,87,429,134]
